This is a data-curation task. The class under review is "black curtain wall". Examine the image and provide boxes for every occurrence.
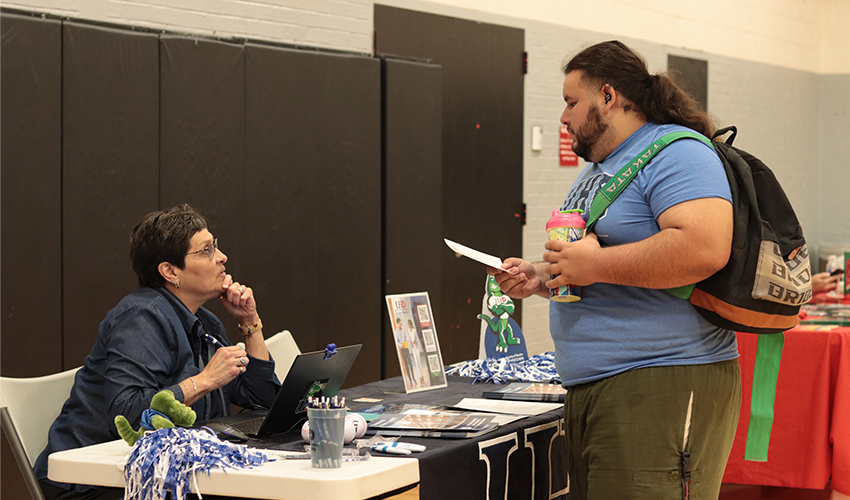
[0,15,385,385]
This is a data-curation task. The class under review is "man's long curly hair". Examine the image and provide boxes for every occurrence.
[562,40,715,138]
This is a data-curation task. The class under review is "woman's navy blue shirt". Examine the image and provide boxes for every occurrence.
[33,286,279,492]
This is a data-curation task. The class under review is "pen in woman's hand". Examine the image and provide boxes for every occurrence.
[204,333,226,349]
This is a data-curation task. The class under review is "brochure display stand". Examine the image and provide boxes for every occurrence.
[386,292,448,393]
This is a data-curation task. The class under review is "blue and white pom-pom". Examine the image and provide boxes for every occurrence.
[445,351,560,384]
[123,427,269,500]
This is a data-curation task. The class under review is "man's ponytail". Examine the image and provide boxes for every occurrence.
[563,41,715,138]
[643,72,714,138]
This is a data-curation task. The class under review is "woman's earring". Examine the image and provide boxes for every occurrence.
[174,280,180,289]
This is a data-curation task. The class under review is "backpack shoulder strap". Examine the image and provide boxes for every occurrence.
[586,130,712,231]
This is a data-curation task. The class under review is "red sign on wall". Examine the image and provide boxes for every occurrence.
[559,126,578,167]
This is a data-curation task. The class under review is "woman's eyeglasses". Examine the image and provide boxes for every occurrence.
[186,238,218,260]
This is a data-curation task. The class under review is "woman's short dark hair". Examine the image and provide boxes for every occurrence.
[562,40,715,138]
[130,204,208,288]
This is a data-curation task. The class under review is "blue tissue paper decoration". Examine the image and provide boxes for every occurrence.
[123,427,269,500]
[445,351,560,385]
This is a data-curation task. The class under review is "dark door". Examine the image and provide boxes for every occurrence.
[375,5,525,364]
[382,57,443,379]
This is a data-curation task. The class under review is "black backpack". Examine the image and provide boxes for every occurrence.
[586,126,811,334]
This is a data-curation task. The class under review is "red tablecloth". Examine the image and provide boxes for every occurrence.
[723,326,850,494]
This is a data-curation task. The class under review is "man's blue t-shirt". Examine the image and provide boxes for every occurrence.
[551,122,738,386]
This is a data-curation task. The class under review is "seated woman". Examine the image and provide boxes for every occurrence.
[34,204,280,500]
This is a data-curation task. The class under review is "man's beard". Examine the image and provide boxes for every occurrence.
[570,103,609,163]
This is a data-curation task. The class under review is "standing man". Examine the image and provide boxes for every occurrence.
[492,40,740,500]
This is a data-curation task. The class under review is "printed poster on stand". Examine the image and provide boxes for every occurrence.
[386,292,448,394]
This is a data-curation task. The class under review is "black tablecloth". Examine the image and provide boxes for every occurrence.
[248,376,569,500]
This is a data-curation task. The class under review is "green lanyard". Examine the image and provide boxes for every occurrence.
[585,130,711,231]
[744,334,784,461]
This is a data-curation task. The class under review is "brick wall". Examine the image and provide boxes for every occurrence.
[3,0,374,52]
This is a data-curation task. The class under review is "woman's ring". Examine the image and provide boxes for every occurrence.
[238,286,245,295]
[239,366,245,374]
[240,356,247,365]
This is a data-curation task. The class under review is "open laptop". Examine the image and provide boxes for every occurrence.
[201,344,362,439]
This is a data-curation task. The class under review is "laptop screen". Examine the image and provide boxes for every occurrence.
[196,344,363,437]
[237,344,362,436]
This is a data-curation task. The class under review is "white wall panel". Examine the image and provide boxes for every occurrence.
[819,74,850,252]
[820,0,850,74]
[4,0,374,52]
[419,0,841,74]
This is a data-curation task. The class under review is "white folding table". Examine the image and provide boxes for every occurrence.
[48,439,419,500]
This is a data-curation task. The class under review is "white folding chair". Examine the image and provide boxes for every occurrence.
[264,330,301,382]
[1,367,81,500]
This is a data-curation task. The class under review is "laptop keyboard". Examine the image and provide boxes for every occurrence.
[229,418,264,436]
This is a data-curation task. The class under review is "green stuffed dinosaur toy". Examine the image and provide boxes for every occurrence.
[115,390,197,446]
[478,275,522,353]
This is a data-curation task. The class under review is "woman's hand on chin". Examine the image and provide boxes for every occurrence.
[220,275,259,324]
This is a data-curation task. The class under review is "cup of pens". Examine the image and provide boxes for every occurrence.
[307,397,346,468]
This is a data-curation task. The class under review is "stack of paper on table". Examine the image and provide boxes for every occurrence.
[358,399,561,438]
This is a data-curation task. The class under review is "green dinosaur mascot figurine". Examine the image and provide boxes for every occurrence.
[115,390,196,446]
[478,275,522,353]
